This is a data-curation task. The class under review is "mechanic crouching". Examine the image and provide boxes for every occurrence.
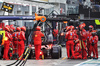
[73,38,82,59]
[33,26,44,60]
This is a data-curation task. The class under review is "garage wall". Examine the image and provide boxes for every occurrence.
[0,0,63,27]
[0,2,36,27]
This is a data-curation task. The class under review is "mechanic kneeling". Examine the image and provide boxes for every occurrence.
[33,26,44,60]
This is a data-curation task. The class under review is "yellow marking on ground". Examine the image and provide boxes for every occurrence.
[62,57,66,60]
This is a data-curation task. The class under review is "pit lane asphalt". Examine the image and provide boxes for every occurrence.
[0,41,100,66]
[0,47,88,66]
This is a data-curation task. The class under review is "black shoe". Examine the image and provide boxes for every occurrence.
[87,57,90,59]
[67,57,71,59]
[68,58,70,59]
[95,58,98,59]
[93,57,95,59]
[0,56,2,59]
[72,57,75,59]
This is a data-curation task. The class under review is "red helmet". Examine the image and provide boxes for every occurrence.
[21,26,26,31]
[82,23,86,27]
[16,27,21,31]
[6,25,10,28]
[10,27,15,32]
[66,26,68,29]
[70,26,74,30]
[89,25,93,29]
[91,30,97,34]
[10,24,14,27]
[36,26,41,31]
[10,29,13,32]
[5,27,10,32]
[12,27,15,30]
[79,25,84,29]
[0,27,2,30]
[66,26,70,31]
[79,23,86,29]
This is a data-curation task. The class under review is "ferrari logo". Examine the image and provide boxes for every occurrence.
[35,35,37,37]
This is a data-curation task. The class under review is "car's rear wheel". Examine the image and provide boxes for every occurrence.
[59,46,62,58]
[51,45,60,59]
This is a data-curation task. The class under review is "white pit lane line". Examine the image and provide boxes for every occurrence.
[74,56,100,66]
[74,59,92,66]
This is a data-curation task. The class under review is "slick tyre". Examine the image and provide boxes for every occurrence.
[51,46,60,59]
[59,46,62,58]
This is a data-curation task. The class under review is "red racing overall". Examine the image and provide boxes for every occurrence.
[3,31,12,60]
[89,35,98,58]
[74,43,82,59]
[18,31,26,57]
[87,30,93,57]
[65,31,75,58]
[80,29,87,59]
[33,30,44,60]
[12,32,19,54]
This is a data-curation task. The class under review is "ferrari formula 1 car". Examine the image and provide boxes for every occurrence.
[28,42,62,59]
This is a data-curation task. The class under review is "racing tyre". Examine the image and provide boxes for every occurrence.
[51,45,60,59]
[59,46,62,58]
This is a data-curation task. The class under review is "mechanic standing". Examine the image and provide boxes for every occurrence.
[33,26,44,60]
[53,29,58,44]
[87,25,94,58]
[79,23,87,59]
[12,27,20,54]
[65,26,75,59]
[18,27,26,57]
[10,26,15,54]
[89,30,98,59]
[3,27,12,60]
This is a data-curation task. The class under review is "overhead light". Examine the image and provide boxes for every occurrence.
[75,20,79,22]
[70,19,74,22]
